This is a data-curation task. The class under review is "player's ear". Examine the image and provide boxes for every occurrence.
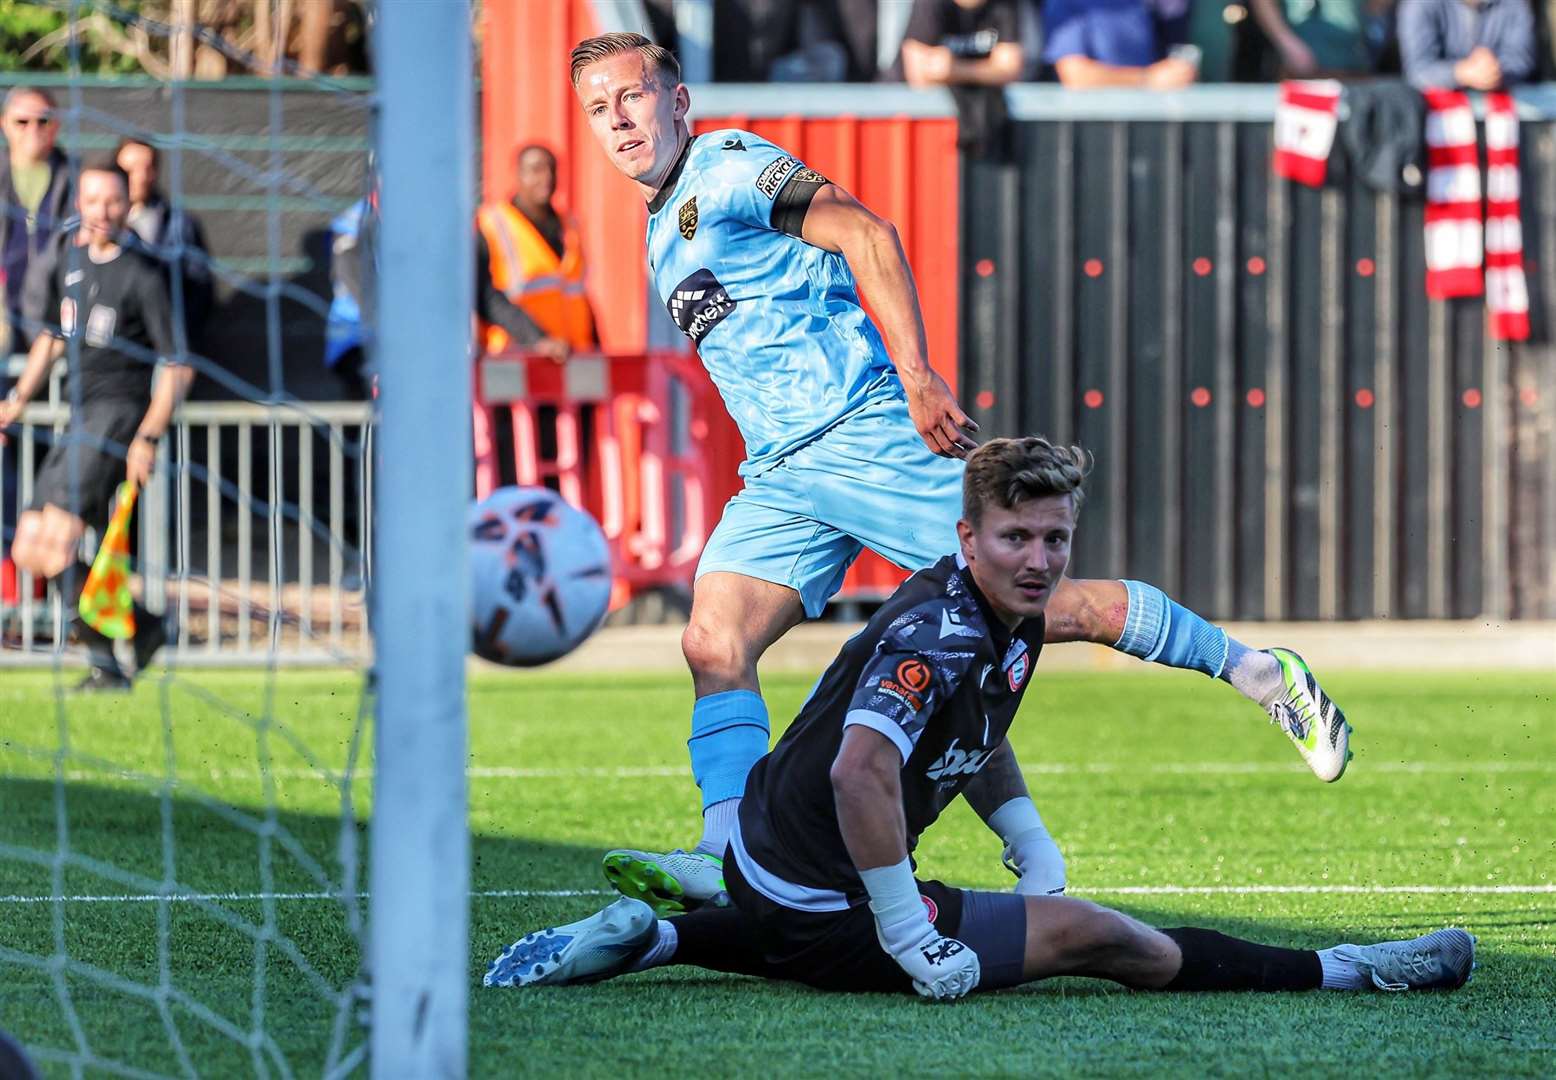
[671,83,690,123]
[956,518,974,561]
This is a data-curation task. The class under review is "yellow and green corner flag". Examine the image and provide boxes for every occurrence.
[79,482,138,640]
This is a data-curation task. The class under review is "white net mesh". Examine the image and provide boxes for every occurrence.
[1,2,379,1074]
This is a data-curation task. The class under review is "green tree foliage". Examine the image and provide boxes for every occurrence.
[0,0,142,74]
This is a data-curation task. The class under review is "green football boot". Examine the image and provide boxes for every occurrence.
[601,848,731,917]
[1265,648,1353,782]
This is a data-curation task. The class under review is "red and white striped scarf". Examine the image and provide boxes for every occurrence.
[1424,88,1529,341]
[1273,80,1342,187]
[1484,91,1529,341]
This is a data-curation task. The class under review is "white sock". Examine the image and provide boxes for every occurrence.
[695,798,739,856]
[1317,947,1369,990]
[627,920,678,973]
[1222,642,1284,710]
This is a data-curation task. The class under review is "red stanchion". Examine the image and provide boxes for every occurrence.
[475,349,915,611]
[475,350,731,610]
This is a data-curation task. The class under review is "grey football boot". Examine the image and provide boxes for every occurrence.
[1328,928,1477,991]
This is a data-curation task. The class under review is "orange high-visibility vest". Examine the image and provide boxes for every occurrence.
[477,202,595,352]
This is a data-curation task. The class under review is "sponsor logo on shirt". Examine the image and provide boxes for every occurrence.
[790,166,829,186]
[876,655,931,712]
[925,737,996,781]
[755,155,800,199]
[721,137,746,151]
[667,268,736,344]
[678,196,698,241]
[896,658,931,693]
[920,894,938,923]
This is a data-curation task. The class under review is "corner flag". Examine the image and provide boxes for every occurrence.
[79,482,138,640]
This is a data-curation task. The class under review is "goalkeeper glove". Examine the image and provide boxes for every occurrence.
[990,796,1066,895]
[860,857,980,1001]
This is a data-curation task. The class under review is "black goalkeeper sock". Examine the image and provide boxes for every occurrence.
[1161,927,1322,992]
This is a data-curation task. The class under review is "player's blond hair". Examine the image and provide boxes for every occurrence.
[569,32,682,89]
[962,437,1091,525]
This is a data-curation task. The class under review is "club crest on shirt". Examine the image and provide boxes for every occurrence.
[678,196,698,241]
[1003,639,1030,692]
[1007,653,1030,692]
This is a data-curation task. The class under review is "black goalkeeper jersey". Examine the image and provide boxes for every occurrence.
[732,554,1045,910]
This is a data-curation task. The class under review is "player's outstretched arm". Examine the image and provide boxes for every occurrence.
[1043,577,1352,782]
[799,184,978,459]
[831,725,981,1000]
[962,740,1066,895]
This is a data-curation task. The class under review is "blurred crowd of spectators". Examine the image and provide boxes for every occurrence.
[638,0,1549,92]
[1,86,210,361]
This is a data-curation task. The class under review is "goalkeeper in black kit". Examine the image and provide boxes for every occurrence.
[486,438,1475,999]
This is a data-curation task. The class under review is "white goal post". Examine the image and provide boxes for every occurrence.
[369,2,474,1077]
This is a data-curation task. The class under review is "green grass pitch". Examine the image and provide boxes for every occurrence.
[1,665,1553,1076]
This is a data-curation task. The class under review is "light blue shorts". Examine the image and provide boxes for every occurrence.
[696,396,965,617]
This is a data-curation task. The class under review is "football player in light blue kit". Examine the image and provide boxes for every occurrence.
[569,33,1351,915]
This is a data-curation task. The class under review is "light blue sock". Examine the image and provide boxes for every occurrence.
[1115,580,1229,678]
[687,688,769,811]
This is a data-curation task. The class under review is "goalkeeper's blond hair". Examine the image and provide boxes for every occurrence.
[962,437,1091,525]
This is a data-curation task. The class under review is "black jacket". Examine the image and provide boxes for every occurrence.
[1,147,74,335]
[128,194,215,341]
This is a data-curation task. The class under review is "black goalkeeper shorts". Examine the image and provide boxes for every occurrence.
[28,403,143,532]
[723,851,1028,993]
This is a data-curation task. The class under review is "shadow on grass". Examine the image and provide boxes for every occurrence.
[0,776,609,1079]
[8,775,1554,1078]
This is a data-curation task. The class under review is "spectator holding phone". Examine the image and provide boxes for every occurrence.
[1041,0,1200,88]
[1399,0,1536,90]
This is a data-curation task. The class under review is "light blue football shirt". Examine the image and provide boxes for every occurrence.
[645,129,901,477]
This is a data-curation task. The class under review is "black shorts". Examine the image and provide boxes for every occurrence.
[28,403,143,532]
[723,852,1028,993]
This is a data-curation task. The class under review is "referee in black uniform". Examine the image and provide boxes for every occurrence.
[0,155,192,690]
[487,437,1475,1000]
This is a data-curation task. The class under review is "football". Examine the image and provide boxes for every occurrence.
[468,486,612,666]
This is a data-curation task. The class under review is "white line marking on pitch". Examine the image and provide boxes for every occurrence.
[1,884,1552,905]
[33,760,1556,784]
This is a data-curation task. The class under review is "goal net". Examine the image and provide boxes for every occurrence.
[0,2,471,1075]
